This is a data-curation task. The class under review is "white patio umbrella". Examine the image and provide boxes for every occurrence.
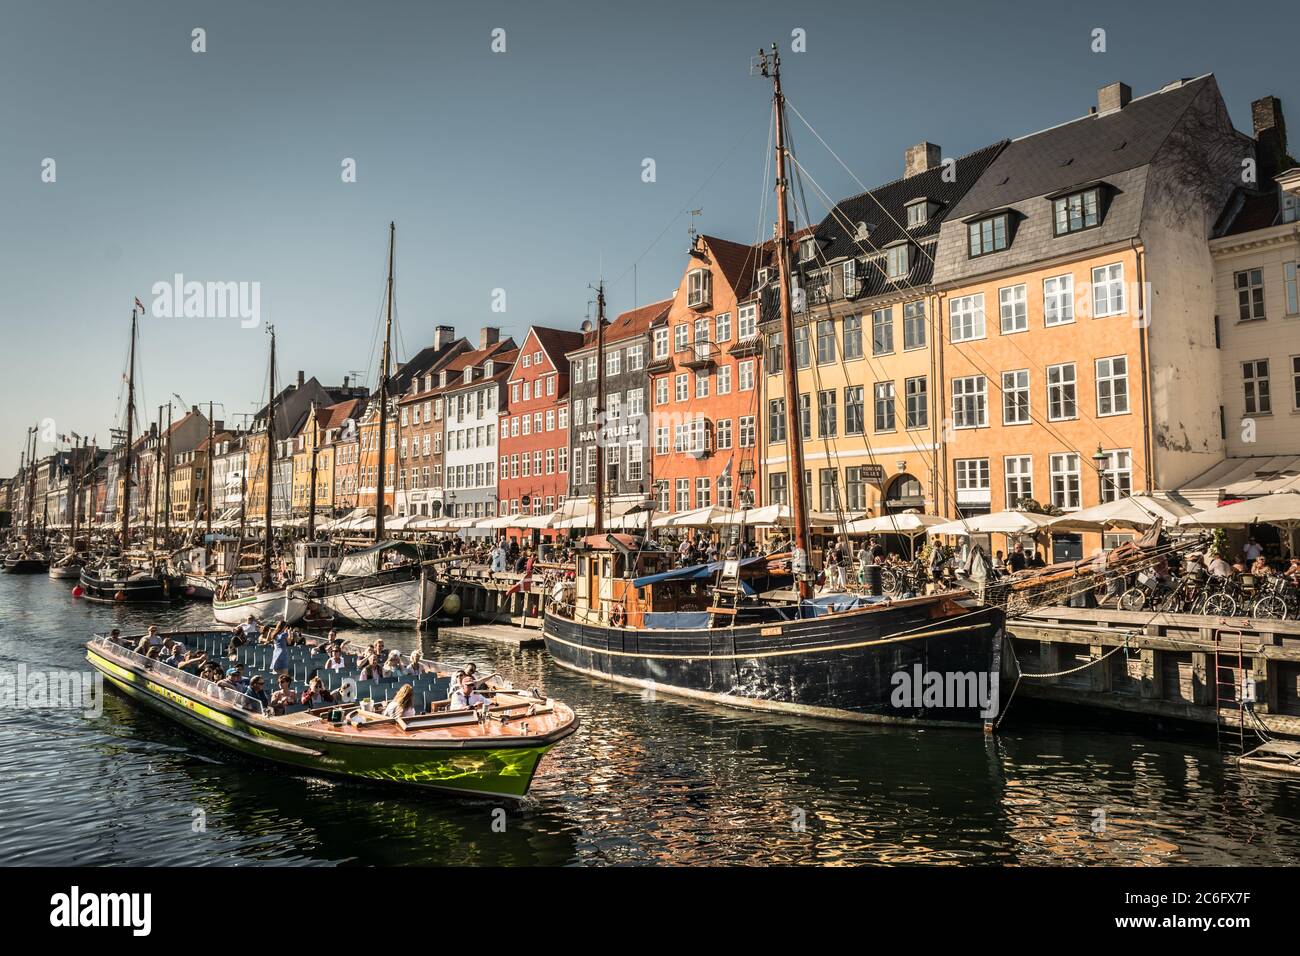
[719,504,839,527]
[1177,491,1300,530]
[1046,494,1198,533]
[844,512,947,536]
[926,510,1059,537]
[663,505,738,528]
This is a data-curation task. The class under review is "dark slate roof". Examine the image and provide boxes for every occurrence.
[529,326,585,368]
[948,75,1213,220]
[1216,187,1281,236]
[809,140,1007,296]
[570,298,672,353]
[388,337,468,396]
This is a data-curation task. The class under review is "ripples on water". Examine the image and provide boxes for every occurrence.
[1,573,1298,866]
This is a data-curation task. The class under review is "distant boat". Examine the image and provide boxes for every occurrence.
[299,541,436,627]
[48,553,84,580]
[4,549,51,575]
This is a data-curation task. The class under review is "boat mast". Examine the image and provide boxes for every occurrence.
[263,326,276,587]
[376,221,395,543]
[152,406,163,549]
[593,280,606,535]
[205,402,215,539]
[307,402,319,541]
[761,45,812,579]
[120,306,138,551]
[164,401,173,543]
[23,426,35,538]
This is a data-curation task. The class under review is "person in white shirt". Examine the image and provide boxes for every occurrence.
[449,675,490,711]
[240,616,260,640]
[324,648,346,672]
[1244,538,1264,562]
[383,684,417,719]
[1208,553,1233,578]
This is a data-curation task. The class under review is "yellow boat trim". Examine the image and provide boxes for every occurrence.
[89,648,244,730]
[543,619,991,661]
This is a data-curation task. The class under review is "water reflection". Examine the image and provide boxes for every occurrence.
[1,575,1298,866]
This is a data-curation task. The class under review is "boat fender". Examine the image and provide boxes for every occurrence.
[72,586,83,598]
[114,591,126,602]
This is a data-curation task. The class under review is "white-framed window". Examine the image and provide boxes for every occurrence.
[521,415,530,436]
[521,353,531,368]
[714,313,731,343]
[1050,453,1080,510]
[872,308,894,355]
[817,388,838,437]
[655,378,668,406]
[1243,359,1271,415]
[716,365,731,394]
[546,448,555,474]
[546,409,555,431]
[1095,356,1130,416]
[627,387,644,418]
[886,243,910,280]
[905,199,928,229]
[1235,269,1266,322]
[954,458,991,505]
[843,314,863,359]
[1002,369,1030,425]
[572,447,583,480]
[653,327,669,359]
[999,284,1027,333]
[951,375,987,428]
[655,426,669,455]
[1004,455,1033,507]
[844,385,865,434]
[739,415,755,448]
[717,473,734,508]
[695,373,709,399]
[674,324,689,352]
[842,259,859,297]
[904,377,927,429]
[687,268,712,308]
[738,303,758,340]
[627,443,643,482]
[1091,263,1125,317]
[739,360,755,391]
[873,382,894,432]
[1043,274,1074,326]
[903,301,926,350]
[817,319,837,364]
[1286,262,1299,316]
[716,418,732,450]
[675,478,690,512]
[768,472,788,506]
[628,343,644,370]
[1047,362,1078,421]
[675,374,688,402]
[606,349,621,376]
[695,476,712,508]
[949,294,985,342]
[1098,449,1132,502]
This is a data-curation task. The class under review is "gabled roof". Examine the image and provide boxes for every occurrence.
[570,298,672,353]
[949,76,1213,220]
[438,341,519,394]
[317,398,365,433]
[387,337,468,396]
[519,326,585,372]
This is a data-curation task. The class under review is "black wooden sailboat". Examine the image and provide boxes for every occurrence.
[4,427,51,574]
[542,48,1005,727]
[80,303,181,603]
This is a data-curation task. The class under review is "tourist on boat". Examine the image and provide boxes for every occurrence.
[301,675,338,708]
[358,655,385,681]
[383,684,416,719]
[219,665,248,693]
[269,674,297,715]
[383,650,406,677]
[324,646,347,672]
[449,674,490,711]
[408,649,424,674]
[245,675,270,708]
[240,615,260,639]
[268,624,291,677]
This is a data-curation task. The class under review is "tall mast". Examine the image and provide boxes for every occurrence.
[164,401,173,542]
[762,45,811,575]
[120,306,138,550]
[153,406,163,549]
[205,402,215,538]
[24,427,35,537]
[263,326,276,587]
[375,221,395,542]
[307,402,319,541]
[593,281,606,534]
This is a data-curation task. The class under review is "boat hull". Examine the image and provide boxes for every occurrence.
[48,565,83,580]
[212,588,310,625]
[543,600,1005,727]
[87,644,555,798]
[307,568,435,627]
[79,568,178,602]
[4,557,51,574]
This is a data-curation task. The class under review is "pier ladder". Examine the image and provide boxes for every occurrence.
[1213,629,1247,757]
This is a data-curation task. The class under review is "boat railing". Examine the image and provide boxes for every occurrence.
[90,634,267,715]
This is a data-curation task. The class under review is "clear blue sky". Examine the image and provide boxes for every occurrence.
[2,0,1297,474]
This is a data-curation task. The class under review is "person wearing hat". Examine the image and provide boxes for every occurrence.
[218,664,247,693]
[449,673,490,711]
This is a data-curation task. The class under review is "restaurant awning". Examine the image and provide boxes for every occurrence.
[1174,455,1300,506]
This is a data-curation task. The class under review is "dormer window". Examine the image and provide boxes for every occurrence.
[968,214,1010,257]
[484,360,494,376]
[1052,187,1101,236]
[687,268,712,309]
[798,237,817,263]
[756,266,773,285]
[1282,189,1300,224]
[905,199,930,229]
[886,243,911,280]
[462,368,473,384]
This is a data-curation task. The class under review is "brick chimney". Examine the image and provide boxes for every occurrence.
[1252,95,1289,181]
[435,325,455,350]
[296,370,305,387]
[479,326,500,350]
[1098,82,1132,113]
[342,375,349,388]
[904,142,941,178]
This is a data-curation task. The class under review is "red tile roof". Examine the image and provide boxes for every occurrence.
[571,298,673,352]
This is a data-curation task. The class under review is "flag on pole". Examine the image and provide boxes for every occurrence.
[134,296,145,313]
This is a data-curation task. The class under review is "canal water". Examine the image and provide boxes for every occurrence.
[2,572,1299,866]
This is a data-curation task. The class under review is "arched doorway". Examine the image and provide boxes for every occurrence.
[884,474,924,513]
